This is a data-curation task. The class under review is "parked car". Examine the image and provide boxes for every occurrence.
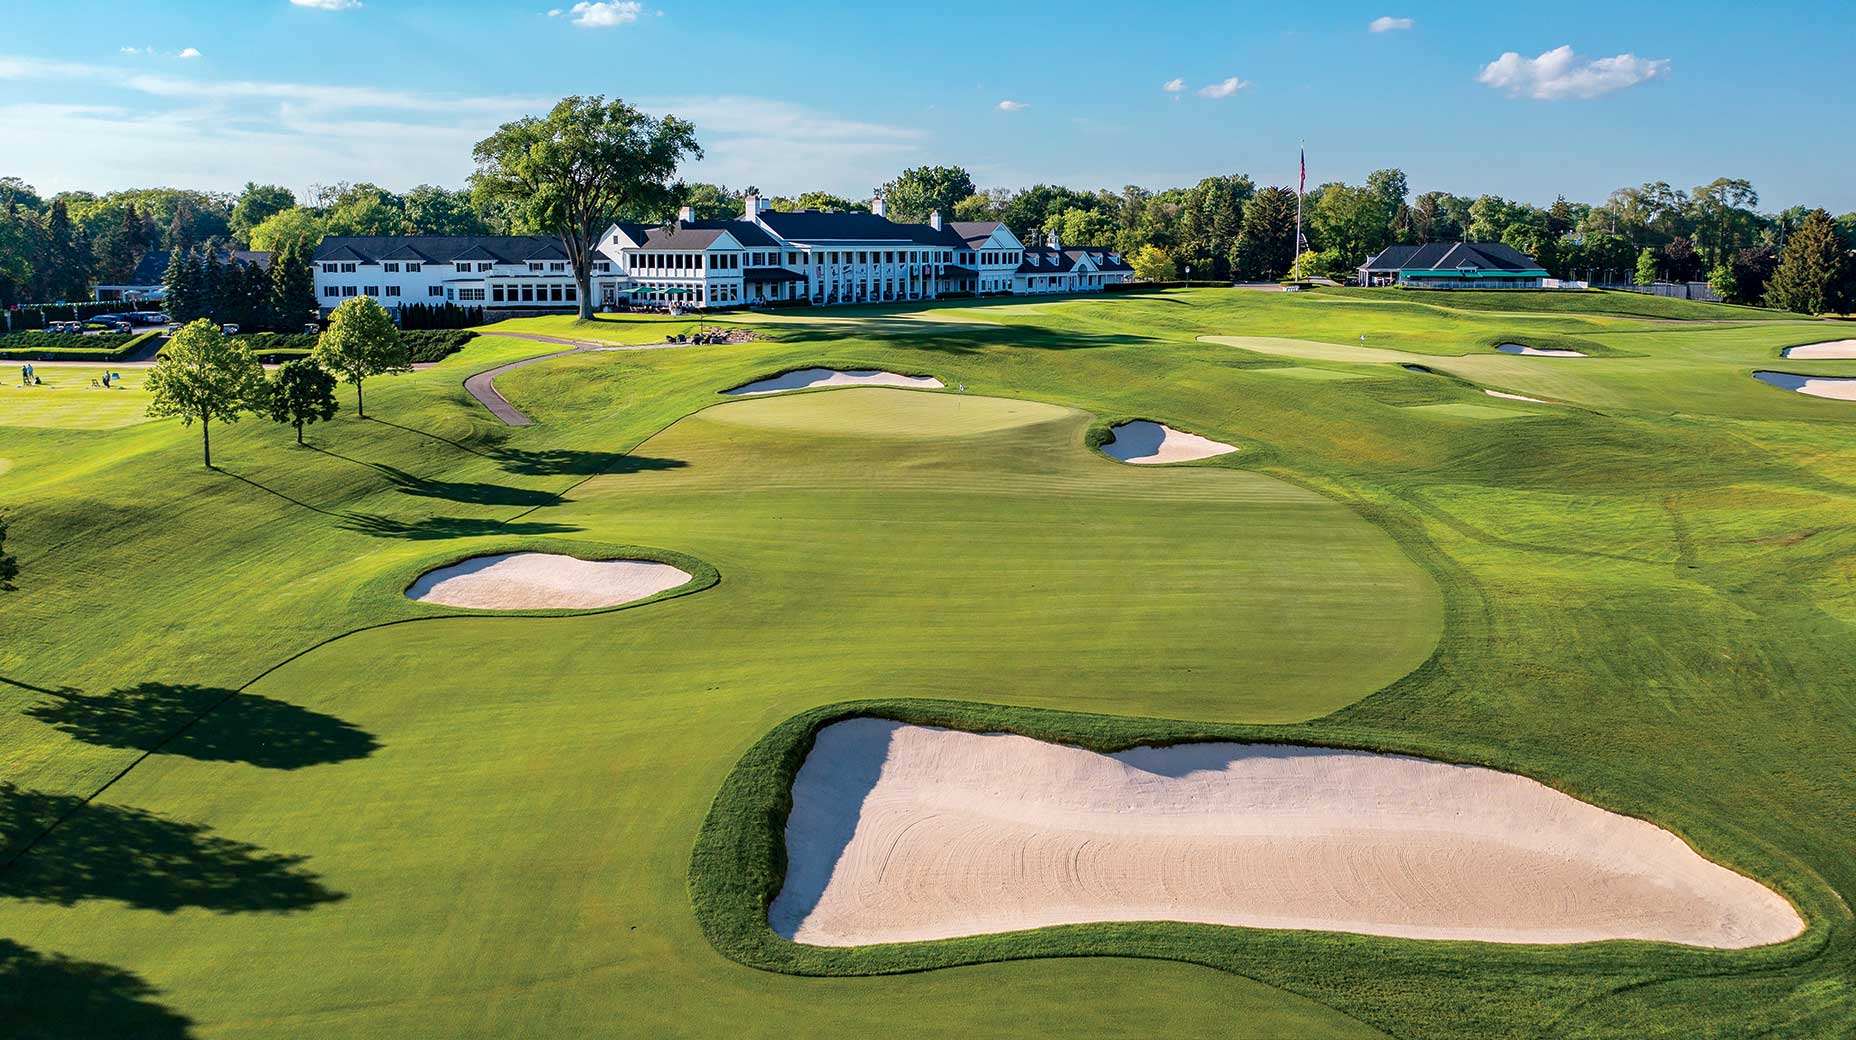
[220,323,240,335]
[167,322,182,334]
[88,314,128,327]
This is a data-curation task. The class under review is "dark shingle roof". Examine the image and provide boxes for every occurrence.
[312,235,567,265]
[743,267,807,284]
[757,210,967,249]
[949,221,1006,247]
[1362,241,1542,273]
[118,248,270,286]
[613,219,780,249]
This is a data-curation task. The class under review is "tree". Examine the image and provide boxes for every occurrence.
[1661,236,1703,282]
[877,165,976,224]
[771,191,860,213]
[268,246,317,329]
[97,205,146,286]
[228,184,296,246]
[0,514,16,591]
[312,296,409,418]
[1707,262,1737,304]
[144,319,268,468]
[267,358,339,444]
[1634,247,1660,286]
[1234,186,1297,281]
[1764,209,1852,315]
[680,182,742,220]
[952,193,999,223]
[1130,244,1176,282]
[401,185,490,236]
[1727,247,1778,305]
[472,95,701,320]
[247,208,327,256]
[1689,177,1758,266]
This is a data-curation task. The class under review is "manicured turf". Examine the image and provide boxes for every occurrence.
[1,287,1852,1038]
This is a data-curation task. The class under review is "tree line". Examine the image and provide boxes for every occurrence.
[8,152,1855,315]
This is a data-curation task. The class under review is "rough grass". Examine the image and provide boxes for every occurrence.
[0,291,1852,1038]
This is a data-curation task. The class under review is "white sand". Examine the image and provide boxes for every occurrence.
[1497,343,1587,357]
[1754,371,1856,401]
[406,552,691,610]
[1781,340,1856,360]
[1484,389,1548,403]
[771,720,1803,949]
[722,368,944,396]
[1101,420,1237,464]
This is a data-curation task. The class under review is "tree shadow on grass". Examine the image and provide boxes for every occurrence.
[356,461,564,508]
[24,683,379,770]
[489,448,687,478]
[0,784,344,914]
[0,940,196,1039]
[337,513,581,539]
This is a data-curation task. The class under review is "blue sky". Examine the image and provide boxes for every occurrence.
[3,0,1850,211]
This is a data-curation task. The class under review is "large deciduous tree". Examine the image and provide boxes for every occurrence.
[312,296,409,418]
[268,358,339,444]
[878,165,976,225]
[145,319,268,468]
[1763,209,1853,315]
[471,96,701,321]
[1130,244,1176,282]
[228,183,296,247]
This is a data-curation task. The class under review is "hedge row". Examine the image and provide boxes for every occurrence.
[224,329,476,365]
[4,301,150,331]
[0,331,150,361]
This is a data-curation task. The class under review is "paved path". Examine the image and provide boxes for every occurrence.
[465,332,735,425]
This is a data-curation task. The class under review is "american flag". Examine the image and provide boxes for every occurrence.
[1299,145,1306,194]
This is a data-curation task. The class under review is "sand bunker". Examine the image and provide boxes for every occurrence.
[722,368,944,396]
[1485,389,1548,403]
[1101,420,1237,464]
[1780,340,1856,360]
[1754,371,1856,401]
[771,720,1803,949]
[1497,343,1586,357]
[406,552,691,610]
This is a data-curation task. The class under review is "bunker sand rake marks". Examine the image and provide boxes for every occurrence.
[772,720,1804,950]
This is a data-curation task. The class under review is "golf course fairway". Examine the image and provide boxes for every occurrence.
[1,287,1852,1039]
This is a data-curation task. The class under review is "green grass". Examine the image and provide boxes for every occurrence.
[1,291,1852,1038]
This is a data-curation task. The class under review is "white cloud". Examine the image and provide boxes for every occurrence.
[995,99,1027,111]
[290,0,363,9]
[177,47,202,59]
[1197,77,1248,99]
[1162,77,1185,92]
[1477,45,1669,100]
[569,1,641,27]
[546,7,563,14]
[1369,16,1412,32]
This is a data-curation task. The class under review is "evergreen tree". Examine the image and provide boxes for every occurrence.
[100,205,145,286]
[1634,247,1660,286]
[1764,209,1853,315]
[160,247,190,318]
[269,247,316,330]
[1234,186,1298,281]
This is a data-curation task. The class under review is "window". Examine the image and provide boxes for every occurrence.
[321,263,337,273]
[341,285,357,297]
[550,286,563,302]
[323,285,339,298]
[341,263,356,273]
[459,288,485,301]
[456,262,472,272]
[386,285,401,297]
[549,262,566,272]
[565,285,576,300]
[364,286,379,297]
[406,263,421,273]
[492,286,505,302]
[521,286,534,302]
[428,285,444,297]
[529,262,544,272]
[384,262,399,273]
[477,263,492,272]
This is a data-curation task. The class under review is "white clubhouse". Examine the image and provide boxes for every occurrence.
[312,194,1133,314]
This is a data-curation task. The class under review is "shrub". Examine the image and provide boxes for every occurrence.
[401,329,477,363]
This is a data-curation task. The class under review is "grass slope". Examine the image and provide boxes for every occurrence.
[0,290,1851,1038]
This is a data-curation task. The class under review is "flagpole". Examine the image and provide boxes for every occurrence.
[1294,140,1304,278]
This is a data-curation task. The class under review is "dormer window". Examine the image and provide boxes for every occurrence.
[456,262,472,272]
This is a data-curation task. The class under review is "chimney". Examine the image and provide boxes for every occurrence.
[677,205,694,223]
[757,196,770,214]
[870,197,886,217]
[928,209,942,231]
[743,192,760,220]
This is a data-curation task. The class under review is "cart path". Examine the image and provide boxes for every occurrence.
[466,333,719,425]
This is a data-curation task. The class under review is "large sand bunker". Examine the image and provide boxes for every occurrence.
[1101,420,1237,464]
[1780,340,1856,360]
[406,552,691,610]
[1754,371,1856,402]
[722,368,944,396]
[771,720,1803,949]
[1497,343,1586,357]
